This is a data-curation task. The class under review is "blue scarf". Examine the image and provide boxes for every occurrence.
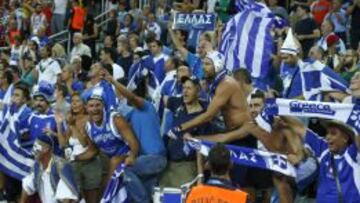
[208,69,227,101]
[258,98,360,135]
[185,139,296,177]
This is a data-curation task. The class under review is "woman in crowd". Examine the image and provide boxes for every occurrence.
[51,43,67,68]
[56,93,103,203]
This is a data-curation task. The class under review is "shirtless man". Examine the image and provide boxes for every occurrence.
[167,51,250,137]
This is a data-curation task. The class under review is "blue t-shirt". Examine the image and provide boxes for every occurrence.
[27,109,64,157]
[304,130,360,203]
[127,101,166,156]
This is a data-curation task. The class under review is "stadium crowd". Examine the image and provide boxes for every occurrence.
[0,0,359,203]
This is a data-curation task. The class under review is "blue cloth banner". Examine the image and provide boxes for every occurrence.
[173,13,216,31]
[185,138,297,177]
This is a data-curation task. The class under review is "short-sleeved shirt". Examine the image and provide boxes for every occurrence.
[166,97,213,161]
[294,17,319,56]
[27,110,63,156]
[36,58,62,86]
[304,129,360,203]
[127,101,166,156]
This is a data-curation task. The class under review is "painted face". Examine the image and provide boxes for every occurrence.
[32,140,50,160]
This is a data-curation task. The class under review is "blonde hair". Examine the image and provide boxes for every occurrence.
[63,64,75,74]
[51,43,66,58]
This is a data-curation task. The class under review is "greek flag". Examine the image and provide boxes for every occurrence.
[258,98,360,135]
[185,139,297,177]
[219,2,275,79]
[101,164,129,203]
[235,0,253,12]
[298,60,350,101]
[127,60,160,97]
[0,104,34,180]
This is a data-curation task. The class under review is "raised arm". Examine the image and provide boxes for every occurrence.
[55,112,70,148]
[105,73,144,109]
[278,116,306,138]
[180,82,231,131]
[168,22,189,59]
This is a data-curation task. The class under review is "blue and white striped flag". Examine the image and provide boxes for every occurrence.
[101,164,129,203]
[127,60,160,96]
[0,104,34,180]
[219,2,275,79]
[298,60,350,101]
[235,0,253,12]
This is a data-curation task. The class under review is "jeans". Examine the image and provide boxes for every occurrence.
[124,154,167,203]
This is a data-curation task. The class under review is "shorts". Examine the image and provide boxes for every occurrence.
[71,155,103,190]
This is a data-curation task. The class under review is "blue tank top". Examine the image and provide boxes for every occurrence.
[86,111,129,157]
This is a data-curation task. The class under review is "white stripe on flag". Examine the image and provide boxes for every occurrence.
[238,12,255,69]
[252,17,272,77]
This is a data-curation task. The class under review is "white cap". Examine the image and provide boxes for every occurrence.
[280,28,299,55]
[30,36,40,46]
[206,51,225,73]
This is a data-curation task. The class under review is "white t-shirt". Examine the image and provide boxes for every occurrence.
[36,58,62,85]
[70,43,92,62]
[53,0,68,15]
[10,45,22,66]
[146,22,162,40]
[22,167,78,203]
[207,0,218,13]
[112,63,125,81]
[31,13,46,34]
